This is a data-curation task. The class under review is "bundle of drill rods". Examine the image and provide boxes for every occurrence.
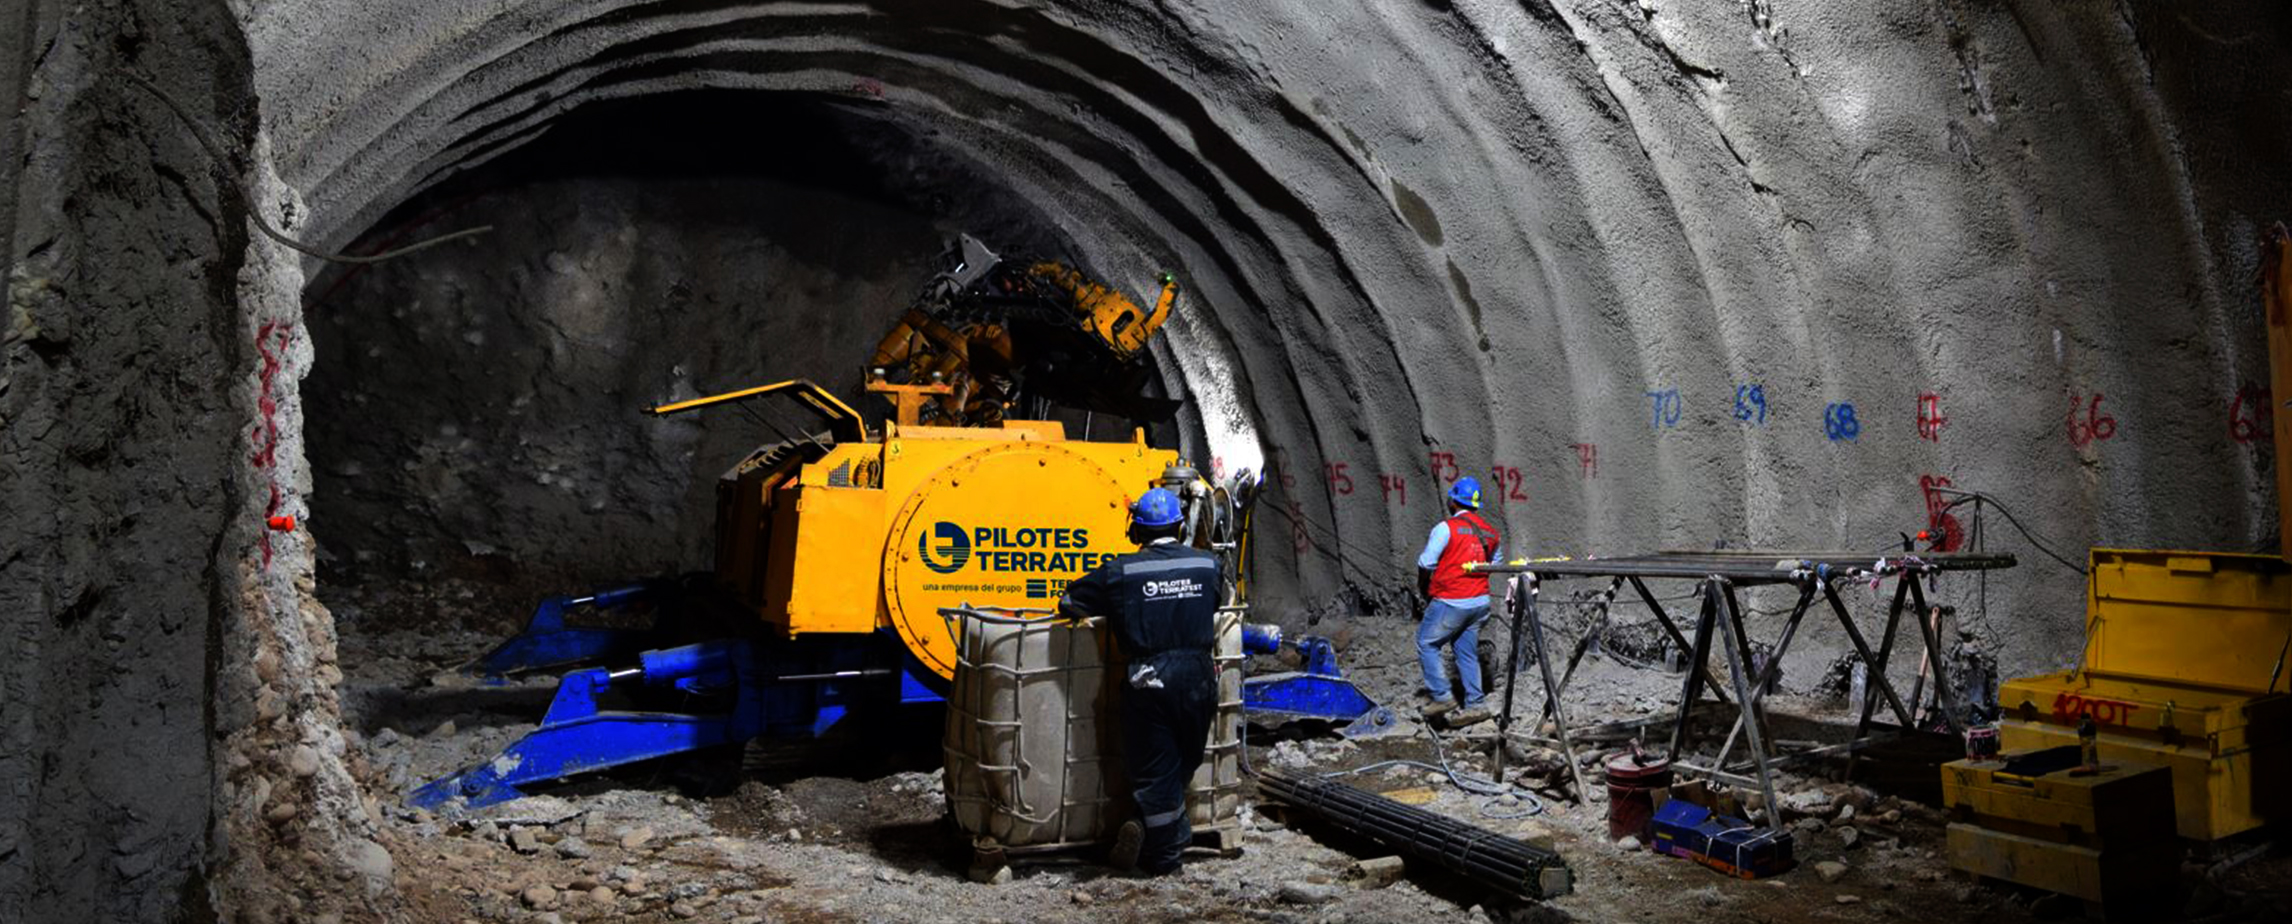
[1253,769,1572,899]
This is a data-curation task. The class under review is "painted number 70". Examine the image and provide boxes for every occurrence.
[1646,389,1682,429]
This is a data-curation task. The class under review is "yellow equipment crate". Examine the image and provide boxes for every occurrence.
[1941,747,2176,918]
[1998,549,2291,841]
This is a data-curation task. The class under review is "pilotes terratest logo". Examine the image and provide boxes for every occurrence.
[918,522,972,574]
[917,521,1117,576]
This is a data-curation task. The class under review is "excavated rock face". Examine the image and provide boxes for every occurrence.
[2,4,388,924]
[6,1,2292,920]
[2,2,384,923]
[0,1,254,920]
[299,92,1109,586]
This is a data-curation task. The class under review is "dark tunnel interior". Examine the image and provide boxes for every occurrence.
[302,90,1175,596]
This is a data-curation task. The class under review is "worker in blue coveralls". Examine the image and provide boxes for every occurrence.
[1057,487,1225,875]
[1416,476,1502,727]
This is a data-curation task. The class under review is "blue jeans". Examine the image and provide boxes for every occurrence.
[1418,599,1491,707]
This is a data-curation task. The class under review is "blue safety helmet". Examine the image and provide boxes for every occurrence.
[1130,488,1185,527]
[1447,476,1482,510]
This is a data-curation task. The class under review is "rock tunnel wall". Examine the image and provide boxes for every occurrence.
[3,2,391,922]
[0,1,258,920]
[3,2,2292,920]
[246,0,2292,679]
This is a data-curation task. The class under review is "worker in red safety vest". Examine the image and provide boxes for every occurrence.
[1415,476,1502,726]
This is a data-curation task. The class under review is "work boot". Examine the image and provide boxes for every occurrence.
[1107,820,1144,871]
[1447,704,1494,727]
[1419,698,1458,720]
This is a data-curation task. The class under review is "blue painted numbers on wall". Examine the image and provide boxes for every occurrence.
[1824,402,1860,441]
[1646,389,1683,430]
[1733,384,1767,425]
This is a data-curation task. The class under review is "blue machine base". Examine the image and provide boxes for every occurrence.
[470,584,661,679]
[413,612,1391,810]
[1238,627,1397,738]
[409,631,944,811]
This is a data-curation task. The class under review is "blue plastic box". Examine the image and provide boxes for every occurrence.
[1649,798,1795,879]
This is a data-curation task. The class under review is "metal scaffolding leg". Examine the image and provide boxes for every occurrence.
[1717,581,1771,755]
[1827,580,1914,736]
[1494,574,1589,802]
[1665,586,1722,760]
[1495,576,1532,784]
[1713,583,1815,772]
[1708,578,1785,833]
[1540,576,1623,725]
[1627,576,1729,706]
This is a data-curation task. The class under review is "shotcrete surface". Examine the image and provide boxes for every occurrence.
[249,0,2292,682]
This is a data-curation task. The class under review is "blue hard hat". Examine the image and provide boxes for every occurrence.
[1131,488,1185,527]
[1448,476,1482,509]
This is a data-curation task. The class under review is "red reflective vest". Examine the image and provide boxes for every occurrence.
[1429,510,1500,600]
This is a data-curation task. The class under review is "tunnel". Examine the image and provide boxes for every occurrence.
[5,1,2291,921]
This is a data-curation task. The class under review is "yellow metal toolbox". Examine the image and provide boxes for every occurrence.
[1941,747,2176,917]
[1998,549,2290,840]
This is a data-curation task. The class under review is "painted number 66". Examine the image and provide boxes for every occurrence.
[2066,393,2117,449]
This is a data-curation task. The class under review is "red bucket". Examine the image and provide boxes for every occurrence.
[1605,752,1673,842]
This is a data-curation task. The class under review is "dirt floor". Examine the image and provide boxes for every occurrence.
[327,573,2289,923]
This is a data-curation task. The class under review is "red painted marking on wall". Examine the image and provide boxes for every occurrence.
[1570,443,1597,479]
[2053,691,2140,726]
[1279,469,1309,554]
[1490,465,1527,504]
[2066,392,2117,449]
[1916,393,1947,442]
[2230,382,2274,445]
[1427,451,1460,484]
[1379,473,1408,506]
[251,322,292,469]
[253,322,295,565]
[1919,474,1964,553]
[1325,462,1354,496]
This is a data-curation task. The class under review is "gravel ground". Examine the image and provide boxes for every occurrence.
[330,575,2287,923]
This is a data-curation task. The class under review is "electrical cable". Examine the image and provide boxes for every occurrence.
[1928,487,2087,575]
[124,70,492,264]
[1319,723,1549,820]
[1252,498,1399,588]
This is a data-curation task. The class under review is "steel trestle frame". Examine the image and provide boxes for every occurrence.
[1469,551,2015,833]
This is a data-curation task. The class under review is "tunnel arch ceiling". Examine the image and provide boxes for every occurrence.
[250,0,2291,673]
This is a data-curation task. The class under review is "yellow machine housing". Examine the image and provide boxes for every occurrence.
[1997,549,2291,840]
[665,380,1181,682]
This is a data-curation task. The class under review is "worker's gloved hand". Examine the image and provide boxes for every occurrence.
[1416,567,1433,600]
[1127,663,1166,689]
